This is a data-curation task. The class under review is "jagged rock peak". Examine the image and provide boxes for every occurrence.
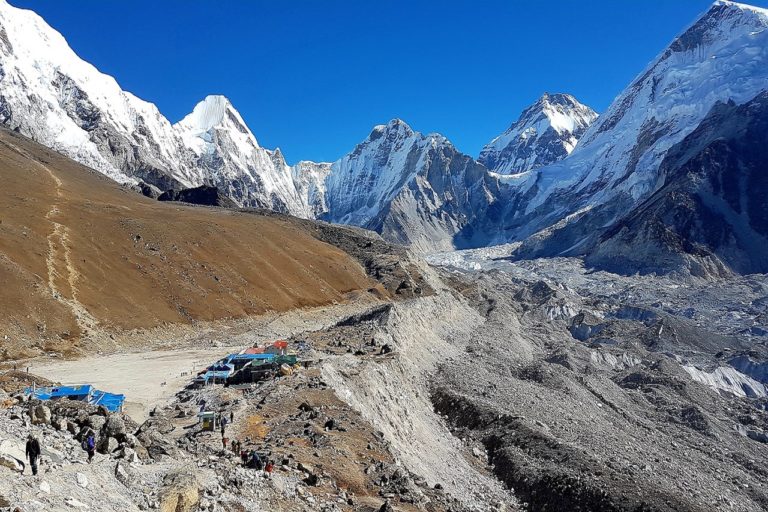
[479,93,597,175]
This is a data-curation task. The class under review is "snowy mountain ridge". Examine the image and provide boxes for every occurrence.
[464,0,768,265]
[478,93,597,175]
[0,0,311,215]
[1,0,767,269]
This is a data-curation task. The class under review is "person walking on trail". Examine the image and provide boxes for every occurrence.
[222,436,229,450]
[230,411,234,424]
[247,450,263,470]
[82,432,96,463]
[25,434,41,476]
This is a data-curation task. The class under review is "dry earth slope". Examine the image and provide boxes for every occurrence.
[0,127,379,359]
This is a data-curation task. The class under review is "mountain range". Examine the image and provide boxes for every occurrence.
[0,0,766,276]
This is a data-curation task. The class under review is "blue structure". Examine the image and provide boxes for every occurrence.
[25,385,125,412]
[90,390,126,412]
[202,362,234,383]
[225,353,275,362]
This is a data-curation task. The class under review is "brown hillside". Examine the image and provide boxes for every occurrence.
[0,128,376,359]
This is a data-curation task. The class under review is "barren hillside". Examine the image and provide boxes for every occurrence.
[0,128,378,359]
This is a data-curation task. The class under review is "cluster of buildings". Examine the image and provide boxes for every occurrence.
[194,340,299,387]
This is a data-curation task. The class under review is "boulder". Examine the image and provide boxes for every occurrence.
[87,414,106,431]
[52,416,68,431]
[30,404,51,425]
[159,470,200,512]
[0,453,23,473]
[97,436,119,455]
[104,415,126,438]
[115,461,137,488]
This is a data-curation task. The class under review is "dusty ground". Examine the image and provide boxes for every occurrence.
[32,346,239,421]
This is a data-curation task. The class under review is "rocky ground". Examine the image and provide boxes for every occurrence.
[1,256,767,511]
[429,257,768,511]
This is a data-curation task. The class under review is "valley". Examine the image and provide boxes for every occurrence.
[0,0,767,511]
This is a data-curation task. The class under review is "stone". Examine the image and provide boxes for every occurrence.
[76,472,88,488]
[65,497,88,508]
[115,461,136,487]
[0,453,24,472]
[52,416,68,431]
[87,415,106,431]
[30,404,52,425]
[97,436,119,455]
[158,470,200,512]
[104,415,127,438]
[39,481,51,494]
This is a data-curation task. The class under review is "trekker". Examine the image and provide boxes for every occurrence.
[222,436,229,450]
[25,434,41,476]
[82,432,96,463]
[247,450,263,470]
[229,411,234,424]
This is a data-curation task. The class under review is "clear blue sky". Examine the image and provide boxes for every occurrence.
[10,0,768,164]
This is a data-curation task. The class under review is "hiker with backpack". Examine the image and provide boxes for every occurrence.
[82,431,96,463]
[25,434,41,476]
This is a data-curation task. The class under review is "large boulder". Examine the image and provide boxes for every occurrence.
[30,404,51,425]
[87,415,106,431]
[0,453,23,473]
[159,471,200,512]
[103,415,126,438]
[97,436,119,455]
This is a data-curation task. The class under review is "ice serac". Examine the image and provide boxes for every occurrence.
[323,119,499,253]
[479,93,597,175]
[0,1,310,217]
[478,1,768,264]
[174,95,310,215]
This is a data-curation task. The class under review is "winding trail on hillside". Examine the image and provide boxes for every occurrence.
[6,140,98,335]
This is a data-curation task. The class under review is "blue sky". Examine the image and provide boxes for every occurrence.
[11,0,768,163]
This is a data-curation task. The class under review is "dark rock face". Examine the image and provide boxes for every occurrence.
[587,93,768,276]
[158,186,238,208]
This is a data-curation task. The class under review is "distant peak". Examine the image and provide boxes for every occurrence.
[668,0,768,55]
[369,118,415,141]
[712,0,768,14]
[535,92,580,108]
[177,94,248,133]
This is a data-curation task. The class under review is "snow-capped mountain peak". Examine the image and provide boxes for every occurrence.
[175,95,260,156]
[479,93,597,175]
[175,95,250,137]
[471,0,768,268]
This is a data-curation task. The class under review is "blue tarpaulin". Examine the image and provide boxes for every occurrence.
[25,384,125,412]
